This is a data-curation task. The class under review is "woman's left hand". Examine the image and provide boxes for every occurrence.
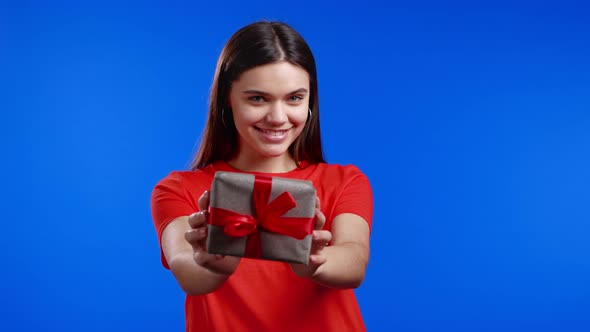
[290,197,332,278]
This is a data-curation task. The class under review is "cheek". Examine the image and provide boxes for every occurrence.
[233,109,260,125]
[290,109,309,125]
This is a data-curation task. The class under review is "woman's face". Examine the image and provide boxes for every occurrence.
[228,61,310,161]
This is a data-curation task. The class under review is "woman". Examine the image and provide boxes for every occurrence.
[151,21,373,331]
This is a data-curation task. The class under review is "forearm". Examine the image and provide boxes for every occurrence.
[168,250,230,295]
[311,242,369,289]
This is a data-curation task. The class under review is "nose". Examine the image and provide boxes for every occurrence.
[265,102,288,125]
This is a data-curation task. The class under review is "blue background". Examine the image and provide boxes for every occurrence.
[1,1,589,331]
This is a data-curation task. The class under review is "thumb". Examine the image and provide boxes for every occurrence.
[198,190,210,212]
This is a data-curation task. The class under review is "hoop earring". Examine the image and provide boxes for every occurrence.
[307,108,312,122]
[221,108,227,128]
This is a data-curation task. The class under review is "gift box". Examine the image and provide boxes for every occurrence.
[206,171,316,264]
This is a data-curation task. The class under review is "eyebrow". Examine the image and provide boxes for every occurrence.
[242,88,309,95]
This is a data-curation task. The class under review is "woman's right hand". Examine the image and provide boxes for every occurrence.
[184,190,241,276]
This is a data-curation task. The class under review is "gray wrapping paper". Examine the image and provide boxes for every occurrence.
[206,171,316,264]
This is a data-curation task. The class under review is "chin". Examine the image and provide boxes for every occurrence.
[253,144,292,158]
[259,149,289,158]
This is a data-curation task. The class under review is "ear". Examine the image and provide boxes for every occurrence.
[226,94,232,109]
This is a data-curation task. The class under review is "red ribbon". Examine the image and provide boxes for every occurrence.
[209,175,314,258]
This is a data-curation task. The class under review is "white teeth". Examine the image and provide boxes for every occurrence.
[260,129,286,136]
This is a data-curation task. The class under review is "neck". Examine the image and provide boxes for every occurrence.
[228,154,297,173]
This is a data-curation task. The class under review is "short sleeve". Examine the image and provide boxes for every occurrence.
[150,172,201,269]
[332,167,374,229]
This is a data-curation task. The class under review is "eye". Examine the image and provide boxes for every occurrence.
[249,96,266,103]
[289,95,303,102]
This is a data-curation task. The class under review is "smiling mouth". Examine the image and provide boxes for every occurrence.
[254,127,289,136]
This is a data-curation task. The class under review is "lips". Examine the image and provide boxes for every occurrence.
[255,127,288,136]
[254,126,290,142]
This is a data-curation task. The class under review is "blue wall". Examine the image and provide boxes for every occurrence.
[2,1,589,331]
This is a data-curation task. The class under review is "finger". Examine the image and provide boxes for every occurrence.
[194,250,211,266]
[188,211,207,229]
[198,190,210,212]
[314,208,326,230]
[194,250,224,266]
[191,239,218,265]
[184,228,207,247]
[312,242,328,252]
[312,230,332,245]
[315,196,321,209]
[309,253,327,265]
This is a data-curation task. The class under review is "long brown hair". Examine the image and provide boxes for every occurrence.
[191,21,325,170]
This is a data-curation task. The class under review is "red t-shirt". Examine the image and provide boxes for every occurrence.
[151,161,373,332]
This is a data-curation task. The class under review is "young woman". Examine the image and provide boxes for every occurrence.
[151,21,373,331]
